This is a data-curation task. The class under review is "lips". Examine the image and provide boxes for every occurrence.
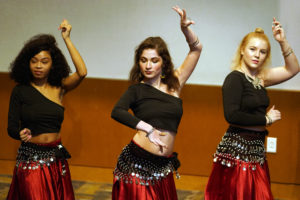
[252,60,259,64]
[145,71,152,75]
[33,71,43,75]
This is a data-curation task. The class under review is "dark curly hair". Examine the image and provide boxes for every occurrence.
[129,37,179,92]
[9,34,71,86]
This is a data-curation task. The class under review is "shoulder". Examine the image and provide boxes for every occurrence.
[224,71,245,83]
[223,71,245,89]
[11,84,34,96]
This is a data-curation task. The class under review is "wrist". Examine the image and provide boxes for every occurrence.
[146,127,155,137]
[266,115,273,126]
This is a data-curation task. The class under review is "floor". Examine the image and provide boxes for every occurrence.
[0,174,204,200]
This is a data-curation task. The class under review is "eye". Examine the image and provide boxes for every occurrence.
[249,47,255,51]
[260,50,267,54]
[140,58,147,63]
[30,59,37,63]
[152,58,160,63]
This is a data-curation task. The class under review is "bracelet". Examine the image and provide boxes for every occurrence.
[266,115,273,126]
[146,127,155,137]
[188,37,199,48]
[282,48,294,58]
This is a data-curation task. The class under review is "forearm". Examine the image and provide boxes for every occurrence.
[64,37,87,77]
[279,39,300,74]
[181,26,202,52]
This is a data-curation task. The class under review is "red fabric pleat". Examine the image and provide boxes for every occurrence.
[112,172,178,200]
[205,161,273,200]
[7,140,74,200]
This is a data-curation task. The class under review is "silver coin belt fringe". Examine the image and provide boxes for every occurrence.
[16,141,71,176]
[114,141,181,186]
[213,126,268,171]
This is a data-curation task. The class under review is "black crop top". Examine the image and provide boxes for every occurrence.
[222,70,269,126]
[111,83,183,133]
[7,84,64,140]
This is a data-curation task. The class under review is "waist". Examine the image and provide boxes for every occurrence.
[133,130,175,156]
[228,125,268,136]
[30,132,61,144]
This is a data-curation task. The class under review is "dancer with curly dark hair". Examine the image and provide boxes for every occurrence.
[111,6,202,199]
[7,19,87,200]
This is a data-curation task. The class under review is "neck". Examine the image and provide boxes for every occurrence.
[31,78,48,87]
[240,65,258,78]
[142,76,162,89]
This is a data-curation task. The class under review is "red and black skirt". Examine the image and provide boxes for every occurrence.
[112,140,180,200]
[205,126,273,200]
[7,139,74,200]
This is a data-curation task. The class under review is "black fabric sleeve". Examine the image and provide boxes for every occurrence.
[222,73,266,126]
[111,85,141,129]
[7,86,22,140]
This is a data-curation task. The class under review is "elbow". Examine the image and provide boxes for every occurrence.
[7,128,20,140]
[79,70,87,79]
[224,113,238,125]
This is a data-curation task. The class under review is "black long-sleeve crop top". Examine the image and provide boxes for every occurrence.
[111,83,183,133]
[7,84,64,140]
[222,70,269,126]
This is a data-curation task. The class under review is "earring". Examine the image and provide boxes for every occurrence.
[160,72,165,79]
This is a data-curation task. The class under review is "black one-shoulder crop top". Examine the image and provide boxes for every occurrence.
[111,83,183,133]
[7,84,64,140]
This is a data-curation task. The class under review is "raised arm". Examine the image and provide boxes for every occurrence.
[59,19,87,92]
[172,6,203,93]
[264,18,299,86]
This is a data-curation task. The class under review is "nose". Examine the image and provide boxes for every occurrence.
[146,61,151,69]
[254,50,260,58]
[35,61,42,68]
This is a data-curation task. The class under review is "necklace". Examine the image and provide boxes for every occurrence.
[244,73,262,89]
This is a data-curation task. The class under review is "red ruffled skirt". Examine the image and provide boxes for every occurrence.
[112,140,180,200]
[205,126,273,200]
[7,139,74,200]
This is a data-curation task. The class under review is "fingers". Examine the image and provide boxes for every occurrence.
[159,132,167,136]
[20,128,32,142]
[272,18,283,32]
[58,19,72,33]
[148,131,167,148]
[172,5,183,17]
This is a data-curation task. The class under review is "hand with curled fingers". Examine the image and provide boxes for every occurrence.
[58,19,72,40]
[19,128,32,142]
[272,17,286,43]
[266,105,281,125]
[172,5,195,28]
[147,129,167,149]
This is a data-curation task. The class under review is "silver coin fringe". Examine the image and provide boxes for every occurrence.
[114,142,180,186]
[213,131,266,171]
[15,142,69,176]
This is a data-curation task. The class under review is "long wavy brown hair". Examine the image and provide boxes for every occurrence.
[129,37,179,92]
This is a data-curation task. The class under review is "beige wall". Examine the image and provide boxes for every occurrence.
[0,72,300,184]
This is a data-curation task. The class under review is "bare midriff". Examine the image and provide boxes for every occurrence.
[230,124,266,132]
[132,129,176,157]
[29,133,61,144]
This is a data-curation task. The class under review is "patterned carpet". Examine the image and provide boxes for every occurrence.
[0,174,204,200]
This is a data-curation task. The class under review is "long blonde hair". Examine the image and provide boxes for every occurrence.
[231,28,271,78]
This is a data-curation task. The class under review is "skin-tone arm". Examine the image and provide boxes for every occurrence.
[59,19,87,92]
[264,17,299,87]
[173,6,203,93]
